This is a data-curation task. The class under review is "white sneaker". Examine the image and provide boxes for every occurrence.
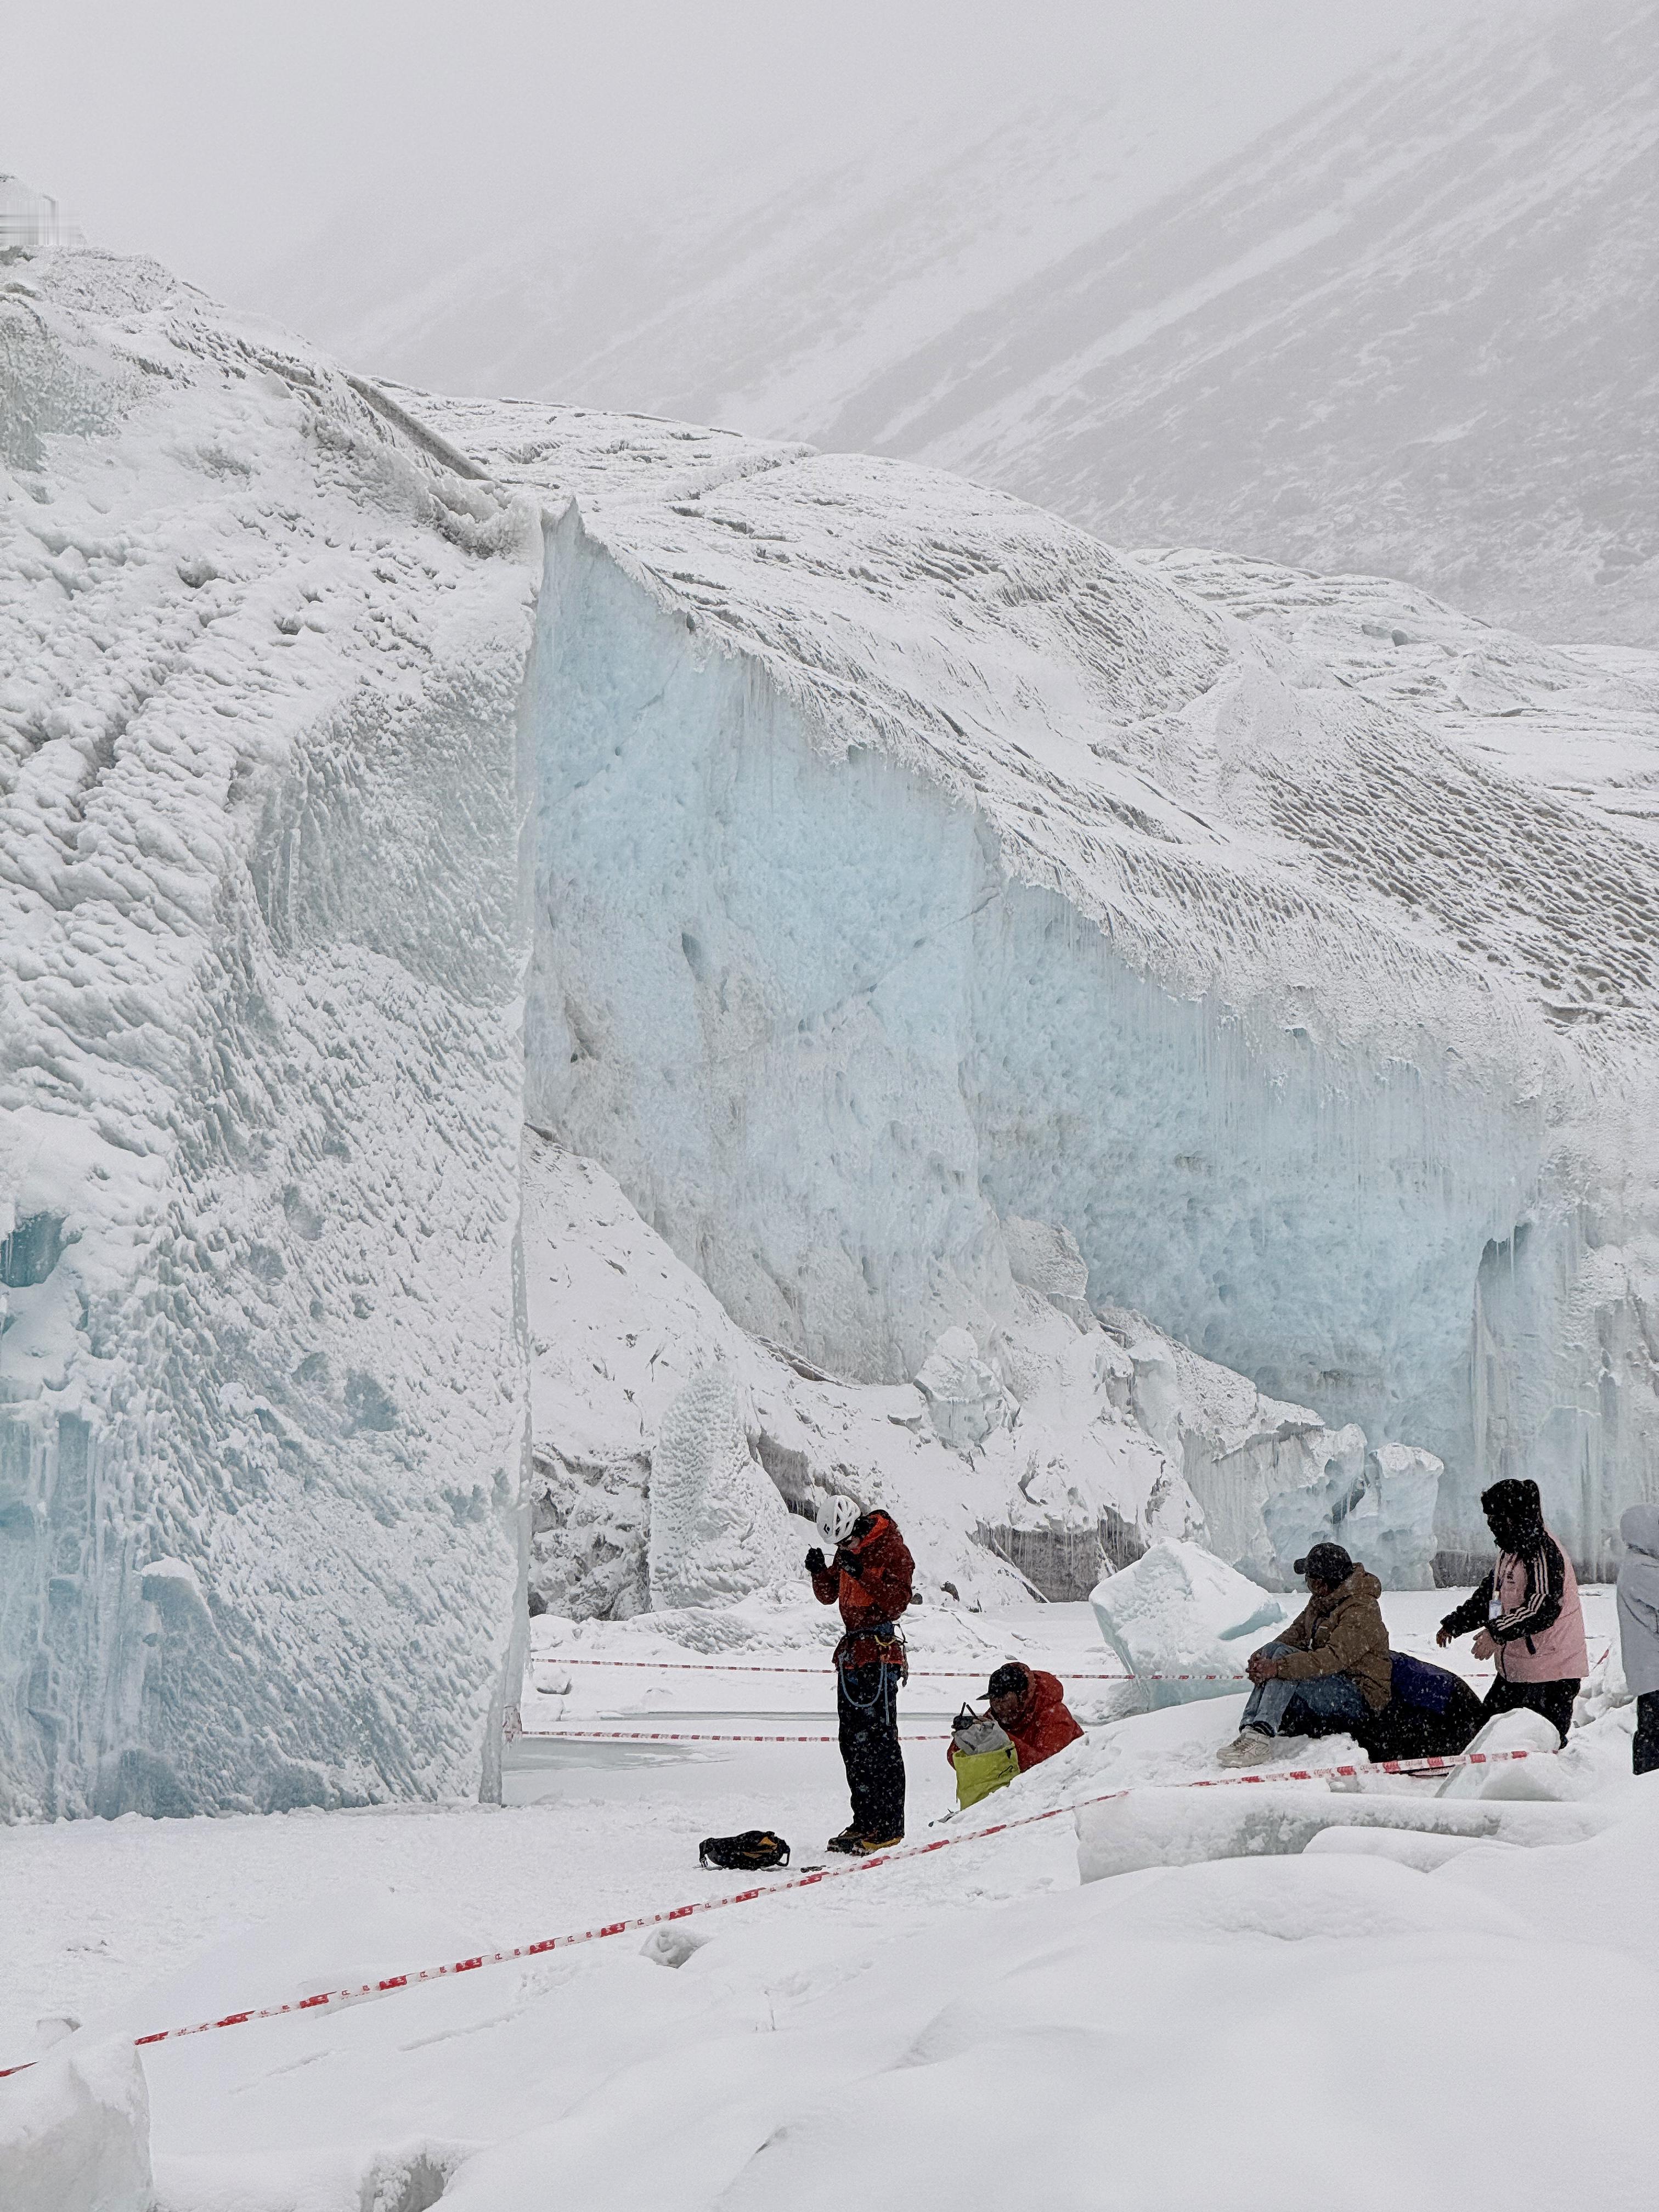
[1216,1728,1274,1768]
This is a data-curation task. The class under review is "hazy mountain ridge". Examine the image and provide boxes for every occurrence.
[856,3,1657,644]
[265,1,1656,645]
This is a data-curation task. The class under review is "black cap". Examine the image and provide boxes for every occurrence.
[1293,1542,1353,1585]
[988,1662,1030,1702]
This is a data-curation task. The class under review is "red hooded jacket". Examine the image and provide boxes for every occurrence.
[949,1666,1083,1772]
[810,1511,913,1667]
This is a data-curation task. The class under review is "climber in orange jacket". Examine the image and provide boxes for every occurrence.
[947,1661,1084,1776]
[807,1498,914,1854]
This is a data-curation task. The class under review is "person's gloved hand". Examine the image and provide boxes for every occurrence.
[805,1547,827,1575]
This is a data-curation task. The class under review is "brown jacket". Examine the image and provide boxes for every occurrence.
[1276,1566,1392,1711]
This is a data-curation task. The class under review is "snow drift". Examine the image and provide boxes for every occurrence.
[0,2036,151,2212]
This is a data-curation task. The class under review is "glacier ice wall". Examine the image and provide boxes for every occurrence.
[517,1135,1206,1615]
[522,512,1517,1441]
[503,449,1659,1577]
[0,255,538,1817]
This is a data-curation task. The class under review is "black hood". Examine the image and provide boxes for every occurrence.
[1481,1477,1543,1547]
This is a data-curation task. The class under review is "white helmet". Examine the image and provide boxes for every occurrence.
[816,1494,859,1546]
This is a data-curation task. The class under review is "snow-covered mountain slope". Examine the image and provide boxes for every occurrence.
[5,239,1658,1816]
[826,1,1659,648]
[278,1,1656,647]
[256,2,1424,435]
[0,253,539,1818]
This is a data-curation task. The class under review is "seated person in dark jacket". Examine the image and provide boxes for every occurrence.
[1353,1654,1485,1763]
[1217,1543,1393,1767]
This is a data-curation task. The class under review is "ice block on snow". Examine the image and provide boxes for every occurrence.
[1090,1538,1286,1707]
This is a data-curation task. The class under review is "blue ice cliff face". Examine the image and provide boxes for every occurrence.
[492,433,1659,1585]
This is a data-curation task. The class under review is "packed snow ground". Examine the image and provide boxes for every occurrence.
[3,1591,1639,2210]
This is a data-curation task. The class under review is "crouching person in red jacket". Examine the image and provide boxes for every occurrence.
[807,1497,915,1855]
[984,1662,1084,1769]
[945,1662,1085,1808]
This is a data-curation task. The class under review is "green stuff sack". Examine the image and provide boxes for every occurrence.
[951,1708,1019,1809]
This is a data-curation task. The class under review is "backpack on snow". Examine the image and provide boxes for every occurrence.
[951,1707,1020,1809]
[698,1829,791,1871]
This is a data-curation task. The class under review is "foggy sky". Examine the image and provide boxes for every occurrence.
[5,0,1506,321]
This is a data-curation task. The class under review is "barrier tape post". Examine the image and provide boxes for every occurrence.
[0,1740,1558,2083]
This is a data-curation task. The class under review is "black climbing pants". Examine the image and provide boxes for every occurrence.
[837,1661,906,1841]
[1635,1691,1659,1777]
[1479,1674,1579,1745]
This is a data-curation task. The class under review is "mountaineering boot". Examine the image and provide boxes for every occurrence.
[846,1833,903,1855]
[1216,1726,1274,1768]
[825,1826,862,1854]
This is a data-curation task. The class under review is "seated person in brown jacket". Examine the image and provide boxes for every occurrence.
[1217,1542,1393,1768]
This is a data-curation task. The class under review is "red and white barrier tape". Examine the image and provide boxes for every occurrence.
[518,1727,951,1744]
[533,1656,1242,1683]
[530,1650,1594,1687]
[0,1740,1556,2082]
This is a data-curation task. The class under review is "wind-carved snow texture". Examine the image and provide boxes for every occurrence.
[0,253,539,1818]
[646,1369,798,1611]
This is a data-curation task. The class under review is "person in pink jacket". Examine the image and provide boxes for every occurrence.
[1437,1477,1587,1743]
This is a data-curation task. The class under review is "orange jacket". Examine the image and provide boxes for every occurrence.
[948,1666,1082,1771]
[811,1511,913,1666]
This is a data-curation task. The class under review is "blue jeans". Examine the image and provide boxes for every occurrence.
[1241,1643,1369,1736]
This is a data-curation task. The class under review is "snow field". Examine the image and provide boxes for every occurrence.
[3,1590,1644,2209]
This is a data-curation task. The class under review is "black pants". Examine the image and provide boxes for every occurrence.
[837,1662,905,1840]
[1480,1675,1579,1744]
[1635,1691,1659,1777]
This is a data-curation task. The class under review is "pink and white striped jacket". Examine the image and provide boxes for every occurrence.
[1490,1527,1588,1683]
